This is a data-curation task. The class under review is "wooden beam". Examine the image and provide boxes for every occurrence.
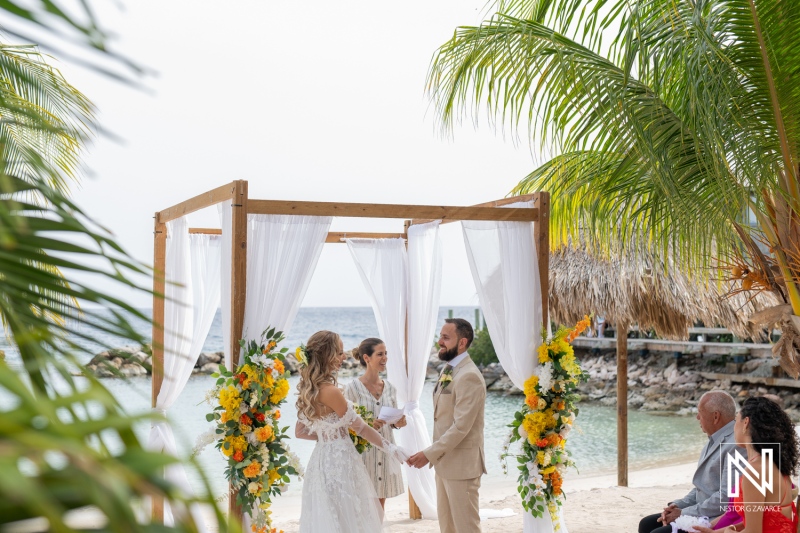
[326,232,405,243]
[189,228,222,235]
[617,323,629,487]
[532,192,550,328]
[248,199,537,222]
[151,216,166,522]
[410,193,538,226]
[228,180,248,523]
[157,182,238,224]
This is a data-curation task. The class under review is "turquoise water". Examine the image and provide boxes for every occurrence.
[0,307,708,499]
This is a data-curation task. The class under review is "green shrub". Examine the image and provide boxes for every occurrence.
[470,328,498,366]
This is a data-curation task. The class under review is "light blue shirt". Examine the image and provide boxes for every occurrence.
[446,350,470,368]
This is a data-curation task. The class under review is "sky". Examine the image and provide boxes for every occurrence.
[25,1,541,308]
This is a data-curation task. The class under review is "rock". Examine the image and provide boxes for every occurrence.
[109,357,123,369]
[200,363,218,374]
[206,352,223,364]
[95,365,116,378]
[120,364,147,377]
[131,351,150,364]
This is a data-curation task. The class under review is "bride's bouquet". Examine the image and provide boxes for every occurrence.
[349,404,374,454]
[202,328,302,533]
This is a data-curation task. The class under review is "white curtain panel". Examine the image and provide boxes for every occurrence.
[400,221,443,519]
[218,203,233,368]
[345,238,407,380]
[462,202,564,533]
[242,214,332,342]
[150,219,221,531]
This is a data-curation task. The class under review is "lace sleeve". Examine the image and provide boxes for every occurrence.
[347,405,409,463]
[295,417,318,441]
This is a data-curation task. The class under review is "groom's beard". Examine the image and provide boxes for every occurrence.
[438,345,459,361]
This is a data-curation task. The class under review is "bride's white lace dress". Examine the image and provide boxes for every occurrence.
[298,401,406,533]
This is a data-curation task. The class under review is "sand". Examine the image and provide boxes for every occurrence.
[269,462,698,532]
[9,462,697,532]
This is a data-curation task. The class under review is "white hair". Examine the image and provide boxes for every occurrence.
[699,390,737,422]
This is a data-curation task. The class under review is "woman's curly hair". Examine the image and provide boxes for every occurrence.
[295,330,341,421]
[740,396,799,476]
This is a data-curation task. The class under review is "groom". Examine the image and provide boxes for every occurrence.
[408,318,486,533]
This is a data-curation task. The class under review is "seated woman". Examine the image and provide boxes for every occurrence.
[344,338,407,509]
[696,396,799,533]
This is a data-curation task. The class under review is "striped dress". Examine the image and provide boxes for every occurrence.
[343,378,405,499]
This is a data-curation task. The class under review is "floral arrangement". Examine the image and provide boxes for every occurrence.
[503,316,590,528]
[349,403,374,454]
[437,365,454,392]
[200,328,302,533]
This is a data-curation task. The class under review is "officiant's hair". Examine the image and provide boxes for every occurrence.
[445,318,474,348]
[296,330,342,420]
[357,338,385,367]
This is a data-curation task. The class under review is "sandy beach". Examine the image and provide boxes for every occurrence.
[266,461,698,532]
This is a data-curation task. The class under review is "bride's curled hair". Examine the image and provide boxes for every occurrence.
[296,330,341,421]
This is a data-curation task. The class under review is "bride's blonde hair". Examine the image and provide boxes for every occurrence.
[296,330,341,421]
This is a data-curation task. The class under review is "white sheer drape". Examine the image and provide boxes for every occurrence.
[402,221,443,519]
[462,202,562,533]
[218,203,233,368]
[150,219,222,530]
[241,214,331,340]
[346,238,407,383]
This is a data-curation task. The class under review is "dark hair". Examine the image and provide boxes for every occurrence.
[357,338,385,367]
[740,396,799,476]
[445,318,474,349]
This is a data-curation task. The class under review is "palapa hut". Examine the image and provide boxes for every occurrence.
[548,244,779,486]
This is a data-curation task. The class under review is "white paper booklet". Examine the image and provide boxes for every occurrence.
[377,405,404,424]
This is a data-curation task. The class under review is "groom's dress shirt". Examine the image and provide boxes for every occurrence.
[445,351,469,368]
[671,420,740,518]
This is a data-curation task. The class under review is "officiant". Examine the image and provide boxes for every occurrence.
[344,337,407,508]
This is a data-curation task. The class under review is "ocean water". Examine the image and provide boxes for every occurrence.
[0,306,707,500]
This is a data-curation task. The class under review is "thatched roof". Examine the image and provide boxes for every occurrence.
[548,245,780,341]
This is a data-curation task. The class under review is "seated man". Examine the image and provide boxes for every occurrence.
[638,390,740,533]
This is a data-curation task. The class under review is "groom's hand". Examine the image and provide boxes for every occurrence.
[407,451,429,469]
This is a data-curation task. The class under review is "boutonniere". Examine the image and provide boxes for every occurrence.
[438,366,454,392]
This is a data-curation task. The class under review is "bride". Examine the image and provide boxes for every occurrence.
[294,330,409,532]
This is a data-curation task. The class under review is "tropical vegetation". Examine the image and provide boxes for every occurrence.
[427,0,800,373]
[0,2,228,530]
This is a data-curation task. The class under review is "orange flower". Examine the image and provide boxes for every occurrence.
[253,411,266,423]
[233,450,244,462]
[536,439,549,448]
[255,426,274,443]
[243,461,261,478]
[546,433,562,447]
[220,412,229,423]
[273,410,281,420]
[551,470,563,495]
[240,414,252,426]
[274,360,285,374]
[567,315,592,342]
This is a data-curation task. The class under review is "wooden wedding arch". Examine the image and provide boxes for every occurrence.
[150,180,550,523]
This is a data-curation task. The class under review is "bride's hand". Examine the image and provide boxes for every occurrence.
[388,444,410,463]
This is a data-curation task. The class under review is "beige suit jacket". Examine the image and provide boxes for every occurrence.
[423,354,487,480]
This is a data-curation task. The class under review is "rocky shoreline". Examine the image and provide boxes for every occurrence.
[86,345,800,420]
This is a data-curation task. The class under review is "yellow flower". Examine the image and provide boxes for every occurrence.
[542,465,556,475]
[523,375,539,398]
[222,435,248,456]
[537,451,546,465]
[537,344,551,364]
[270,379,290,404]
[219,385,242,415]
[522,412,549,444]
[267,468,281,486]
[537,398,547,410]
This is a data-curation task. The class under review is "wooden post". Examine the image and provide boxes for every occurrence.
[532,192,550,329]
[617,322,629,487]
[151,216,167,522]
[228,180,248,523]
[403,219,423,521]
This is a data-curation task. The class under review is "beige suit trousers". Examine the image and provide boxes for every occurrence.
[436,473,481,533]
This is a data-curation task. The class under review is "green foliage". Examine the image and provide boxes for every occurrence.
[0,4,227,530]
[469,327,498,367]
[427,0,800,282]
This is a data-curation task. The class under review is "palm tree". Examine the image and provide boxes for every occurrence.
[427,0,800,372]
[0,5,229,530]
